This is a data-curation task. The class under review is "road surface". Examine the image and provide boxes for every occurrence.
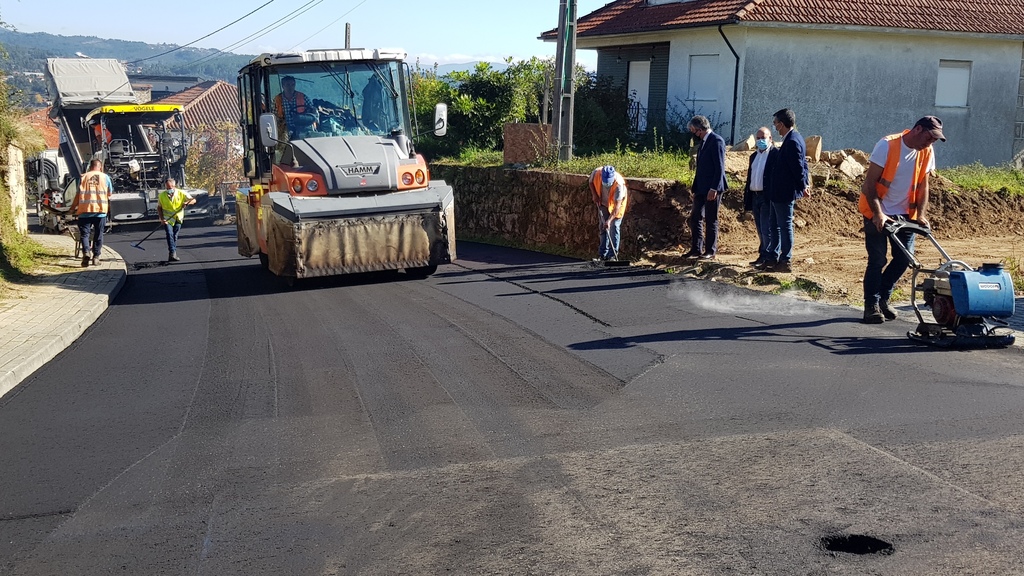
[2,223,1023,575]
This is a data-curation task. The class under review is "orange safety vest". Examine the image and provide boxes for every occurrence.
[93,124,112,144]
[859,131,932,220]
[274,91,308,116]
[591,171,628,219]
[73,170,110,215]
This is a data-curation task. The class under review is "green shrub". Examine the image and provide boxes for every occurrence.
[939,162,1024,196]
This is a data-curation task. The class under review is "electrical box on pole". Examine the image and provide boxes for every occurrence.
[552,0,577,161]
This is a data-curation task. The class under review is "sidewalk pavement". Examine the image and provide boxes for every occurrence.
[0,233,126,401]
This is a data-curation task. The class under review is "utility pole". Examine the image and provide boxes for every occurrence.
[552,0,577,161]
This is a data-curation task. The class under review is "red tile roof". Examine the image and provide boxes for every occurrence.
[542,0,1024,39]
[23,108,60,149]
[153,80,239,131]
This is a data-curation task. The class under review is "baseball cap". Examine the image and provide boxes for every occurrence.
[913,116,946,141]
[601,165,616,185]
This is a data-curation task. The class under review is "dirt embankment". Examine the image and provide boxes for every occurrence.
[638,153,1024,305]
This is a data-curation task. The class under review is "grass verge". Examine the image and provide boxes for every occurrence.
[0,200,59,299]
[939,162,1024,197]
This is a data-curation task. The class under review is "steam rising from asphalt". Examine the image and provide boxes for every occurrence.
[670,283,820,316]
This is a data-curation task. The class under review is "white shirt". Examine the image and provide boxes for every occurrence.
[869,137,936,215]
[749,148,771,191]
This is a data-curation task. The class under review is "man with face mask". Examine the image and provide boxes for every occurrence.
[742,127,778,269]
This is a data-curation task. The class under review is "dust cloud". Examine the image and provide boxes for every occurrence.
[670,282,820,316]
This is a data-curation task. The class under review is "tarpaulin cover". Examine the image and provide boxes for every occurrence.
[45,58,138,107]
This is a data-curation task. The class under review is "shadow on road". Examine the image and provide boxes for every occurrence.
[568,317,945,357]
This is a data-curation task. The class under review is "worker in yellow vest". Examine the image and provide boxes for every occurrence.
[70,159,113,267]
[859,116,945,324]
[588,165,629,261]
[157,177,196,262]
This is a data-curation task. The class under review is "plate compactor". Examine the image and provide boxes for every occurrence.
[886,220,1016,348]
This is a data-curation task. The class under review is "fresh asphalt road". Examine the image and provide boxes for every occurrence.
[2,223,1024,575]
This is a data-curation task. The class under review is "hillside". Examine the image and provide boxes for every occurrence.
[0,29,253,107]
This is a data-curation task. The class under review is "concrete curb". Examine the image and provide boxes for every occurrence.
[0,243,127,401]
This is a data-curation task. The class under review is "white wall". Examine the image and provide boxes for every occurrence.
[736,27,1022,167]
[665,28,739,141]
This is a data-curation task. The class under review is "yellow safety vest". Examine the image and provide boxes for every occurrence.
[859,131,932,220]
[591,171,628,219]
[159,188,190,225]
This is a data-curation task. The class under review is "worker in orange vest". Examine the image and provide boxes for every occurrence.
[70,159,113,267]
[93,123,112,146]
[274,75,313,137]
[589,165,628,261]
[859,115,945,324]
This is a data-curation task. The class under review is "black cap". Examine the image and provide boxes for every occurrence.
[913,116,946,141]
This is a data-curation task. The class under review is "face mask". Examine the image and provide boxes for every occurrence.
[755,139,769,151]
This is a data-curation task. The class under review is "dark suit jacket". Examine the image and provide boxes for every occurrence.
[742,147,778,211]
[769,129,808,203]
[692,131,727,197]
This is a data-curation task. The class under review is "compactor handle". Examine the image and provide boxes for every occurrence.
[883,219,931,238]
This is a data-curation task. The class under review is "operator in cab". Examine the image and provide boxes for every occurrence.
[273,75,316,138]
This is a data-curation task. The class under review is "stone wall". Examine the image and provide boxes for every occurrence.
[4,145,27,234]
[502,123,551,165]
[431,165,733,259]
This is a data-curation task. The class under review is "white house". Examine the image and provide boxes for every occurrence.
[543,0,1024,167]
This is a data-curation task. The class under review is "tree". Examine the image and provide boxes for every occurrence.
[184,122,243,196]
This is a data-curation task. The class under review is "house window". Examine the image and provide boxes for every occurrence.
[936,60,971,107]
[688,54,719,101]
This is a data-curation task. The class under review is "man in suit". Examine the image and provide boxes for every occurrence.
[686,115,727,260]
[742,126,778,269]
[766,108,809,273]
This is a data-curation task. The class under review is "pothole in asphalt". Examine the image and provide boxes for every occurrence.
[820,534,894,556]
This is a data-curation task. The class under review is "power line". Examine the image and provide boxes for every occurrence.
[127,0,276,65]
[288,0,368,51]
[183,0,325,68]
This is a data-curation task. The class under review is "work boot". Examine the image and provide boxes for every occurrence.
[879,300,898,321]
[81,255,91,268]
[92,255,101,266]
[862,304,885,324]
[169,251,180,262]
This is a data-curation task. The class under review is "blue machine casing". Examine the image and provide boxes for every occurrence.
[949,265,1015,318]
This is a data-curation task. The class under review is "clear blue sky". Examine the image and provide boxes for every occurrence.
[0,0,605,69]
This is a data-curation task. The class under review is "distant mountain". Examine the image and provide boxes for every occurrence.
[435,61,510,75]
[0,29,253,81]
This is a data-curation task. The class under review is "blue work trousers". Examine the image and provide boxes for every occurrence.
[863,216,916,306]
[164,222,182,254]
[78,215,105,258]
[598,207,622,259]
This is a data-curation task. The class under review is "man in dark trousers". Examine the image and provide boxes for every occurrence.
[686,115,727,260]
[766,108,809,273]
[858,116,944,323]
[742,126,778,269]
